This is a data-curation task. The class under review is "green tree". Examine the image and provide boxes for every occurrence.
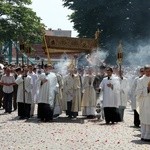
[0,0,45,44]
[62,0,150,64]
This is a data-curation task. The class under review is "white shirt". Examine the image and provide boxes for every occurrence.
[1,75,15,93]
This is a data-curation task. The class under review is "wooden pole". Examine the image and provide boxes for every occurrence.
[43,35,51,64]
[95,29,100,48]
[22,69,26,116]
[22,54,24,66]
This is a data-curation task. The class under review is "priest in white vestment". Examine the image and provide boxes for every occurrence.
[53,73,63,117]
[71,69,81,118]
[27,65,38,117]
[130,68,144,127]
[118,71,129,121]
[38,64,58,122]
[63,68,75,118]
[136,65,150,141]
[15,67,32,119]
[81,67,96,118]
[99,67,121,124]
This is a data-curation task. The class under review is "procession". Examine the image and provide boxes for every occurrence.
[0,58,150,141]
[1,0,150,149]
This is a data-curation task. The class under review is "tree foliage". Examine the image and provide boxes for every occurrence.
[63,0,150,40]
[62,0,150,63]
[0,0,45,44]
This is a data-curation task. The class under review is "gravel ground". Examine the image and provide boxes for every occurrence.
[0,105,150,150]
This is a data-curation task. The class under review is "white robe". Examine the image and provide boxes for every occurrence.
[53,73,63,115]
[27,72,38,102]
[100,76,120,108]
[136,75,150,139]
[62,74,74,110]
[38,72,58,108]
[119,77,129,107]
[15,75,32,104]
[130,77,139,110]
[34,75,41,103]
[81,74,96,116]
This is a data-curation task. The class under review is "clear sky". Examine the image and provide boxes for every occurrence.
[30,0,78,37]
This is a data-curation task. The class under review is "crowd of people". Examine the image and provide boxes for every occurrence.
[0,62,150,142]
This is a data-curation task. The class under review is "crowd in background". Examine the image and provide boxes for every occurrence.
[0,62,150,141]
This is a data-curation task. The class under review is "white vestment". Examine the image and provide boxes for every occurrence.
[15,75,32,104]
[62,74,74,110]
[38,72,58,108]
[99,76,120,108]
[81,74,96,116]
[27,72,38,102]
[119,77,129,107]
[136,75,150,139]
[27,72,38,115]
[130,77,139,110]
[53,73,63,115]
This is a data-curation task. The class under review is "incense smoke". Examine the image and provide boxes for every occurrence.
[54,54,71,75]
[77,48,108,69]
[125,44,150,66]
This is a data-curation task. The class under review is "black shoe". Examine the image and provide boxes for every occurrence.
[68,115,72,119]
[141,138,150,142]
[135,125,140,128]
[53,114,59,118]
[40,118,44,121]
[45,119,53,122]
[19,116,25,120]
[24,117,29,120]
[71,117,77,120]
[106,122,110,124]
[87,115,94,119]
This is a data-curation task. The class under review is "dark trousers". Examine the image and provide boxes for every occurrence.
[18,102,31,118]
[13,85,18,110]
[3,92,13,113]
[66,101,78,118]
[119,106,125,122]
[104,107,121,123]
[37,103,42,118]
[38,103,54,121]
[0,86,3,108]
[134,109,140,127]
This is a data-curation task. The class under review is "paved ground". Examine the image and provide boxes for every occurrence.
[0,105,150,150]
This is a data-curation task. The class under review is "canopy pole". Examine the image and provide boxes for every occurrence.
[43,35,51,64]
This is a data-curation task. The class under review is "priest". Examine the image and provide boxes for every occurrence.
[99,67,121,124]
[38,64,58,122]
[136,65,150,141]
[15,66,32,119]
